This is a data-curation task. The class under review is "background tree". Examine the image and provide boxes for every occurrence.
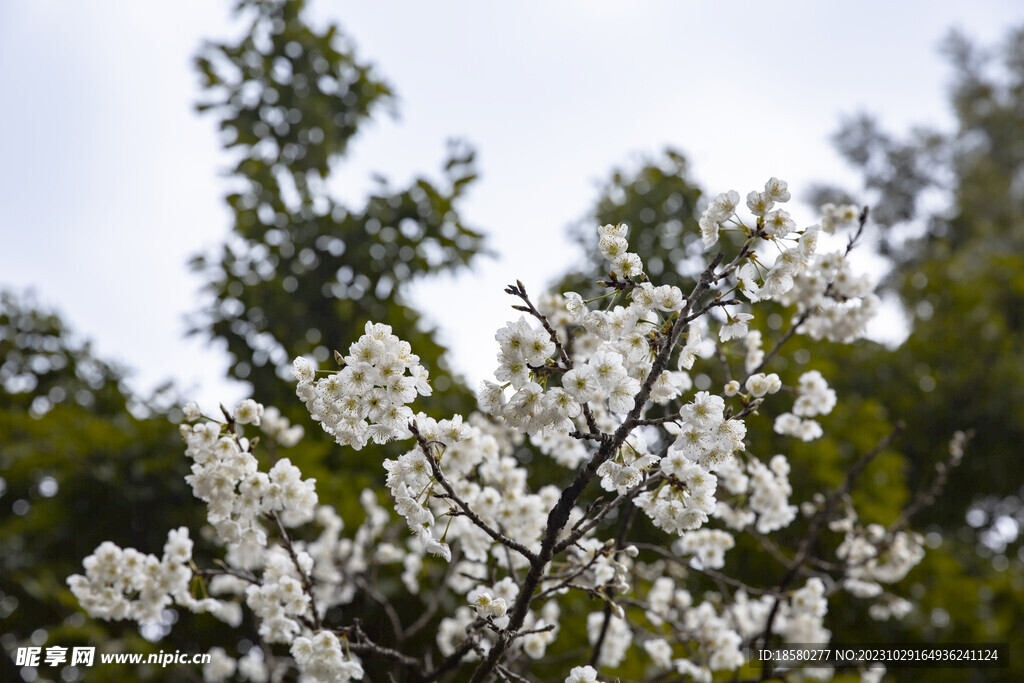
[811,27,1024,675]
[3,1,488,679]
[559,149,705,294]
[191,0,483,415]
[810,26,1024,527]
[190,0,487,517]
[0,291,206,682]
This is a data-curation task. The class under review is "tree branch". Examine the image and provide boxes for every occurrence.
[757,420,902,678]
[411,422,538,564]
[469,253,727,682]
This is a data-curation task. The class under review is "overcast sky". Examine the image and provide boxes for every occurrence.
[1,1,1020,410]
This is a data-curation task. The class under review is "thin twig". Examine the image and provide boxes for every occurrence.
[554,473,660,555]
[411,423,538,564]
[341,621,422,671]
[271,511,321,630]
[350,574,405,644]
[507,281,601,435]
[588,504,637,667]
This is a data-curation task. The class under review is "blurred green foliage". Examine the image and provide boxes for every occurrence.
[0,292,212,682]
[561,149,706,294]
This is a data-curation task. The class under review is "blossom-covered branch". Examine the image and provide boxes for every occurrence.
[68,178,964,683]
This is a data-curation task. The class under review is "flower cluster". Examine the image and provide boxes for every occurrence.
[774,370,837,441]
[67,529,194,625]
[294,321,432,450]
[569,539,636,598]
[684,600,746,671]
[736,228,819,304]
[468,586,508,619]
[481,226,691,443]
[70,399,328,640]
[746,455,800,533]
[260,405,305,447]
[780,249,879,344]
[776,577,832,644]
[820,202,862,234]
[700,177,793,250]
[291,631,363,682]
[709,453,798,534]
[597,434,657,494]
[385,412,545,562]
[566,665,599,683]
[181,417,317,550]
[242,546,314,643]
[70,404,339,681]
[635,458,717,533]
[673,528,735,569]
[640,573,753,679]
[699,189,741,249]
[837,524,926,590]
[670,391,746,470]
[598,221,644,278]
[628,575,833,681]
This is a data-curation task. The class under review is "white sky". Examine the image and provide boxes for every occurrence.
[1,1,1020,410]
